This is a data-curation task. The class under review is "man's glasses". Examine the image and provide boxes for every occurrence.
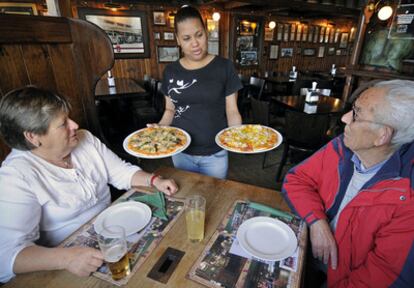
[351,102,387,127]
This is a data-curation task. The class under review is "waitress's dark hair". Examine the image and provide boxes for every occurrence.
[174,5,205,33]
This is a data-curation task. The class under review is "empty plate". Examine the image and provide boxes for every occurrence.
[236,216,297,261]
[94,201,152,236]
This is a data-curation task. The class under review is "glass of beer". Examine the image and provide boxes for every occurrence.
[185,195,206,242]
[97,225,130,280]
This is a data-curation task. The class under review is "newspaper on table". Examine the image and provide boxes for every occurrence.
[62,189,185,286]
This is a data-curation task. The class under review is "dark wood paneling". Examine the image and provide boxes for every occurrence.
[0,45,30,95]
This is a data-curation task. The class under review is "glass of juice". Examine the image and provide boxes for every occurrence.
[185,195,206,242]
[97,225,130,280]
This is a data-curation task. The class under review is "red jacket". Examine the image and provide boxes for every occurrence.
[282,135,414,288]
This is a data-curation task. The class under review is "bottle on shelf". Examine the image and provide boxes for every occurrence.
[331,64,336,77]
[107,70,115,87]
[305,81,319,104]
[289,66,298,81]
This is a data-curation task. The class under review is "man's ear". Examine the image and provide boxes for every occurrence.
[23,131,40,147]
[374,125,393,146]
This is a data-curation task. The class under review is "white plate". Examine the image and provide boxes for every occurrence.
[94,202,152,236]
[215,125,283,154]
[123,127,191,159]
[236,216,297,261]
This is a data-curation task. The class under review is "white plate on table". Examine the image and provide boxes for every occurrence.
[236,216,297,261]
[94,202,152,236]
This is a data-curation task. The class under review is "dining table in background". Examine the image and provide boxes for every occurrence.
[272,94,347,115]
[4,167,307,288]
[95,77,147,101]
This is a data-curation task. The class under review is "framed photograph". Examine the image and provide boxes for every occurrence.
[0,2,38,15]
[154,32,161,40]
[296,25,302,41]
[302,25,308,42]
[336,49,342,55]
[290,24,296,41]
[327,47,336,55]
[153,11,166,25]
[281,48,293,57]
[318,46,325,57]
[269,44,279,59]
[78,8,150,59]
[283,24,290,42]
[308,26,314,42]
[313,26,319,43]
[169,14,175,28]
[163,32,175,41]
[277,24,283,41]
[303,48,316,56]
[320,27,325,43]
[339,32,349,48]
[157,46,180,63]
[334,30,340,43]
[264,27,274,41]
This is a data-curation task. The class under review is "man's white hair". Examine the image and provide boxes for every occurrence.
[373,80,414,147]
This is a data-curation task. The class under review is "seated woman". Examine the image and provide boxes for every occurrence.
[0,86,178,283]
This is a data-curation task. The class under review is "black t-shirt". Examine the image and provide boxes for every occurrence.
[161,56,242,155]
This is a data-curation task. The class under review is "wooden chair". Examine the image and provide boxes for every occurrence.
[0,14,113,163]
[238,76,265,120]
[276,110,330,181]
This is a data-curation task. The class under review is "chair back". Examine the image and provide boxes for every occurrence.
[285,110,330,149]
[154,81,165,114]
[0,15,113,163]
[248,77,265,100]
[251,97,270,126]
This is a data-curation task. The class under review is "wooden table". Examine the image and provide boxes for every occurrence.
[95,78,147,100]
[4,167,306,288]
[272,95,347,115]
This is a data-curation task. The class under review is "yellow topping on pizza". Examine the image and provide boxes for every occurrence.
[218,125,278,152]
[127,127,188,156]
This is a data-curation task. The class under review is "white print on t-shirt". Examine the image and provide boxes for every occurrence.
[167,78,197,118]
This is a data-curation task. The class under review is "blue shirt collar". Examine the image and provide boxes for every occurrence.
[351,154,389,174]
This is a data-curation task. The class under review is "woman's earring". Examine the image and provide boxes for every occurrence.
[38,142,42,147]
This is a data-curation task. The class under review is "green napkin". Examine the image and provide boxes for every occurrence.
[248,201,294,221]
[130,191,168,221]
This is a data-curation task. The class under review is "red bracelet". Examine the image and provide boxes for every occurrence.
[150,174,160,187]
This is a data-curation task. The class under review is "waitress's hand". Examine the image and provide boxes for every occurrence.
[146,123,161,128]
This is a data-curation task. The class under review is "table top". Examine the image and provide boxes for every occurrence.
[272,95,347,114]
[95,78,146,100]
[4,167,305,288]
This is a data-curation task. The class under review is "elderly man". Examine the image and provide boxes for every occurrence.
[282,80,414,287]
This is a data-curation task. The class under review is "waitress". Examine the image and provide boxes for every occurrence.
[157,5,243,179]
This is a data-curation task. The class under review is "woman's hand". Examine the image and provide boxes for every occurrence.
[63,247,104,277]
[146,123,161,128]
[310,219,338,269]
[153,176,178,196]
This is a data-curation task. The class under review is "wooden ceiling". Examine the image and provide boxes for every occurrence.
[116,0,362,19]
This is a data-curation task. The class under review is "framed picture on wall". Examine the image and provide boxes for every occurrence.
[0,2,38,15]
[153,11,166,25]
[264,27,274,41]
[78,8,150,59]
[283,24,290,41]
[277,24,283,41]
[281,48,293,57]
[313,26,319,43]
[269,44,279,59]
[154,32,161,40]
[157,46,180,63]
[327,47,335,55]
[290,23,296,41]
[163,32,175,40]
[303,48,316,56]
[339,32,349,48]
[318,46,325,57]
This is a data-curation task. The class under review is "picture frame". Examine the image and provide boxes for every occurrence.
[157,46,180,63]
[339,32,349,48]
[302,25,308,42]
[303,48,316,56]
[336,49,342,56]
[264,27,274,41]
[280,48,293,57]
[313,26,319,43]
[269,44,279,59]
[290,24,296,41]
[0,2,38,15]
[78,8,150,59]
[154,32,161,40]
[283,24,290,42]
[153,11,166,25]
[327,47,336,55]
[320,27,325,43]
[163,32,175,41]
[318,46,325,57]
[277,24,283,41]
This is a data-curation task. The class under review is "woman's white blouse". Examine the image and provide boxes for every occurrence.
[0,130,140,282]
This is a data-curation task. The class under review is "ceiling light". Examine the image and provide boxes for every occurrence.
[212,12,220,21]
[377,5,393,20]
[269,21,276,30]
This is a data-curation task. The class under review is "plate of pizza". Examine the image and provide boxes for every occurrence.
[123,126,191,159]
[215,124,282,154]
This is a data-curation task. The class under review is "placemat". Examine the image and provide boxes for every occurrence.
[62,189,185,286]
[188,200,307,288]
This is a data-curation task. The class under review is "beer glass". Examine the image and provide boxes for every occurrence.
[97,225,130,280]
[185,195,206,242]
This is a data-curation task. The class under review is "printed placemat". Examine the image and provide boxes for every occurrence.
[62,189,185,286]
[188,200,307,288]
